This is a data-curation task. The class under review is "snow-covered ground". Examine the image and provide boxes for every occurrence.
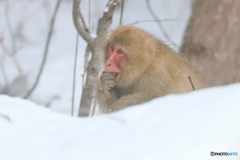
[1,1,239,159]
[1,83,240,160]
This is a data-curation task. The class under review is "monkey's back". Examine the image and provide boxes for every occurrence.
[142,40,204,96]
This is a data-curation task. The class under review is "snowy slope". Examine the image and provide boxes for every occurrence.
[1,83,240,160]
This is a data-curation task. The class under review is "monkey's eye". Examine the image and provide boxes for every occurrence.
[117,49,123,54]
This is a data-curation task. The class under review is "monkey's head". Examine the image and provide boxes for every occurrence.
[101,26,156,88]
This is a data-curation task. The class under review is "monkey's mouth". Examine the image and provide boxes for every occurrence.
[110,72,118,77]
[108,71,120,79]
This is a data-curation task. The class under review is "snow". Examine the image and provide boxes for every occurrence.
[1,1,239,159]
[1,83,240,160]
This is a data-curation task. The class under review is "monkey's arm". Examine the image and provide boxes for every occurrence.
[96,72,119,113]
[96,87,118,113]
[110,91,157,112]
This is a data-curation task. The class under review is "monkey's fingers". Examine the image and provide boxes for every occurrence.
[100,78,116,87]
[102,71,119,78]
[102,71,113,75]
[104,91,111,100]
[101,74,116,82]
[101,75,115,80]
[103,82,115,91]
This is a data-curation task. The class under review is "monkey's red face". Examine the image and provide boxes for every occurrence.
[105,44,126,80]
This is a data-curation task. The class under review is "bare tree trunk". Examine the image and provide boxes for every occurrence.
[181,0,240,87]
[72,0,121,117]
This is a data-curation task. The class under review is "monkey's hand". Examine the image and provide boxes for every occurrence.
[99,71,116,99]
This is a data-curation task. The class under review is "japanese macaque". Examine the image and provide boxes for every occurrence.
[96,26,203,113]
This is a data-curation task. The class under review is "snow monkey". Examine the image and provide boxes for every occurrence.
[96,26,203,113]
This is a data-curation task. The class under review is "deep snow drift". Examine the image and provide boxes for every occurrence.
[1,83,240,160]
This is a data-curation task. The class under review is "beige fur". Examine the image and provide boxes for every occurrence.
[96,26,204,113]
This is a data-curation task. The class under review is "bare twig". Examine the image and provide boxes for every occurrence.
[119,0,124,25]
[71,34,79,116]
[0,37,29,93]
[134,19,176,24]
[73,0,91,98]
[24,0,62,99]
[82,45,91,87]
[0,113,11,123]
[188,76,195,91]
[3,1,29,93]
[96,0,121,37]
[6,53,29,93]
[88,0,91,32]
[146,0,177,47]
[0,57,8,93]
[72,0,94,49]
[73,0,91,89]
[5,0,16,54]
[0,39,9,93]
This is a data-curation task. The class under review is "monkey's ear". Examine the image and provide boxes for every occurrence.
[143,39,156,59]
[123,29,131,34]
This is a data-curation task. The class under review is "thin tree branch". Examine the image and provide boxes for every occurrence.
[188,76,195,91]
[88,0,91,32]
[24,0,62,99]
[73,0,91,90]
[3,2,29,93]
[83,45,91,86]
[0,37,29,93]
[146,0,177,47]
[135,19,176,24]
[119,0,124,25]
[71,34,79,116]
[5,0,16,54]
[6,53,29,93]
[0,56,8,93]
[72,0,94,49]
[96,0,121,38]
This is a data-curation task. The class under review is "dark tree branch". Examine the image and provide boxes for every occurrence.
[25,0,62,99]
[119,0,125,25]
[188,76,196,91]
[71,34,79,116]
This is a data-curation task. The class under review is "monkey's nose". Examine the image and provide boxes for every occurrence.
[106,63,111,66]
